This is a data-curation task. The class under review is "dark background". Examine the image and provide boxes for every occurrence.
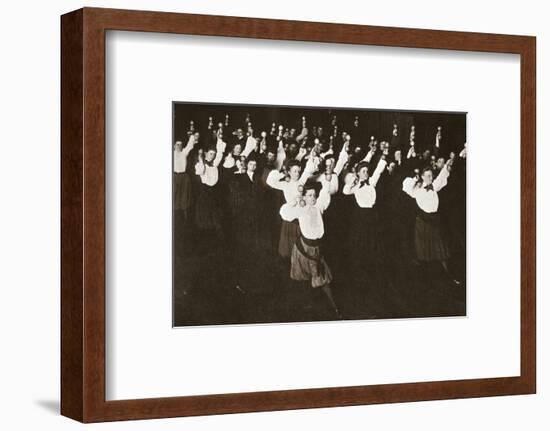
[173,102,467,155]
[173,102,467,327]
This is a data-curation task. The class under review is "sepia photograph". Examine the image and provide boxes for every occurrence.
[173,102,467,327]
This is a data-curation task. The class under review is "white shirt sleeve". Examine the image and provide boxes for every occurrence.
[223,153,235,169]
[334,148,349,176]
[369,158,387,188]
[241,136,257,158]
[317,173,339,195]
[213,139,226,167]
[274,144,286,171]
[182,137,195,156]
[315,183,331,213]
[299,157,317,184]
[279,202,301,222]
[266,170,286,191]
[433,166,450,192]
[342,173,357,195]
[195,160,205,176]
[402,177,418,198]
[362,149,375,163]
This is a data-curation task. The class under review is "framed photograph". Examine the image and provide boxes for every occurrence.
[61,7,536,422]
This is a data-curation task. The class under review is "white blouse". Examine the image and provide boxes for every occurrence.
[195,163,219,187]
[174,150,188,173]
[194,139,225,186]
[279,187,331,240]
[343,158,387,208]
[315,172,339,195]
[266,159,316,203]
[402,167,450,213]
[173,138,194,173]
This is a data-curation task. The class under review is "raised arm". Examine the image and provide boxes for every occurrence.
[433,161,451,192]
[213,138,226,167]
[241,135,257,158]
[402,176,418,198]
[295,146,308,162]
[279,198,301,222]
[266,169,287,191]
[333,144,349,176]
[299,152,320,185]
[182,135,196,156]
[459,143,467,159]
[315,181,332,213]
[406,145,416,159]
[195,150,206,176]
[320,147,334,160]
[342,172,358,195]
[362,147,375,163]
[274,138,286,170]
[369,157,388,188]
[316,173,339,195]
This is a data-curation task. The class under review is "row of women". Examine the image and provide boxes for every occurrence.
[173,118,467,319]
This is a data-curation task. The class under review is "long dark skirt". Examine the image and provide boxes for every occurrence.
[349,206,382,268]
[414,209,450,262]
[290,236,333,288]
[278,219,300,259]
[257,193,280,255]
[173,172,192,216]
[194,184,222,231]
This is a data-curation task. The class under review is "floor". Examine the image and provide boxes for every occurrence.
[173,235,466,327]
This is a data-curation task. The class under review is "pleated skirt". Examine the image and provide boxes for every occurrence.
[173,172,192,214]
[278,219,300,259]
[194,184,222,231]
[414,209,450,262]
[349,206,382,266]
[290,236,333,288]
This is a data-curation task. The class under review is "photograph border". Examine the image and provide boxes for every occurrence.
[61,7,536,422]
[171,100,469,327]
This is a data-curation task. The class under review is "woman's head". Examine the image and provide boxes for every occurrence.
[303,182,322,206]
[204,148,216,163]
[263,149,274,163]
[287,160,302,181]
[287,142,298,158]
[246,157,257,173]
[232,143,242,156]
[356,161,369,180]
[421,167,434,185]
[324,156,335,173]
[260,139,268,154]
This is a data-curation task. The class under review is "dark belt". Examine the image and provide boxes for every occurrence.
[301,236,321,247]
[283,219,299,225]
[417,207,439,222]
[296,236,325,278]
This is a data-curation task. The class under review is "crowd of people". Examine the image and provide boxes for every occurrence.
[173,109,467,322]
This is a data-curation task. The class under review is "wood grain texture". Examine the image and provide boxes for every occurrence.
[520,36,536,394]
[60,7,537,422]
[60,9,84,422]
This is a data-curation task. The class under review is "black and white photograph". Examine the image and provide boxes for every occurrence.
[172,102,467,326]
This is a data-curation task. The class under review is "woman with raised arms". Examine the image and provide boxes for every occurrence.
[280,180,341,318]
[401,157,461,285]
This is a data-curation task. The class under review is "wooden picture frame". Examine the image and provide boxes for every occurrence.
[61,7,536,422]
